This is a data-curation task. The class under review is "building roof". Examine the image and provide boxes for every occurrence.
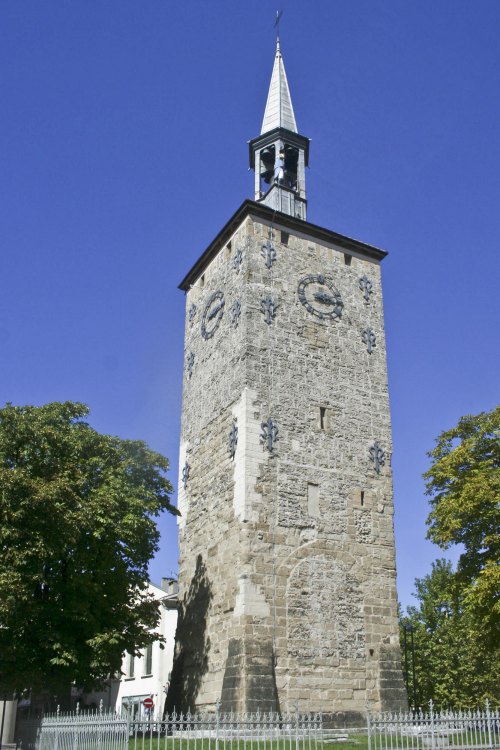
[178,200,388,291]
[261,40,297,134]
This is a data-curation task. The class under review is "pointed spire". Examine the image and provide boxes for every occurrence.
[261,39,297,134]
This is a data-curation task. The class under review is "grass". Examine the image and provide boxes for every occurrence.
[127,736,370,750]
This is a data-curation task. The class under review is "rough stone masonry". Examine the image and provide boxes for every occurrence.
[167,200,407,724]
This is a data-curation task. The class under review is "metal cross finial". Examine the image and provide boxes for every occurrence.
[182,461,190,490]
[362,328,376,354]
[274,10,283,41]
[359,275,373,302]
[228,419,238,459]
[261,239,277,269]
[232,246,244,273]
[261,417,279,452]
[230,299,241,328]
[369,442,385,474]
[261,294,278,325]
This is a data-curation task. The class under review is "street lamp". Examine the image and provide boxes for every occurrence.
[402,622,417,710]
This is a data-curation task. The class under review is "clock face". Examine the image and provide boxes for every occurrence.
[201,291,225,339]
[298,274,343,320]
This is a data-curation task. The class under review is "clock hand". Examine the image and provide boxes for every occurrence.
[207,303,223,320]
[313,291,336,305]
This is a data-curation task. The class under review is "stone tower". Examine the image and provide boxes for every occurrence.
[168,40,406,723]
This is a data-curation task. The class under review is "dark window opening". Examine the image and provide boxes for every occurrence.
[361,491,365,506]
[320,407,326,430]
[200,274,205,287]
[281,144,299,191]
[144,643,153,675]
[369,648,374,657]
[260,143,300,194]
[281,231,289,245]
[260,145,275,194]
[344,254,352,266]
[127,653,134,678]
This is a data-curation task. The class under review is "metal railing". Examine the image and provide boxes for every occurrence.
[34,700,500,750]
[368,701,499,750]
[38,709,127,750]
[37,705,323,750]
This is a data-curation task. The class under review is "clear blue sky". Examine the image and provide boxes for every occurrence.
[1,1,499,610]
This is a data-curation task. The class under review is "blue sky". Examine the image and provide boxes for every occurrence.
[1,1,499,610]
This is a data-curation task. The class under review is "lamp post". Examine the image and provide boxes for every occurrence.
[0,698,7,750]
[403,623,417,710]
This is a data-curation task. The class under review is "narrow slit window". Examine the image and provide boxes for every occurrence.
[307,483,320,517]
[344,254,352,266]
[360,491,365,506]
[200,274,205,287]
[281,231,289,245]
[320,407,327,430]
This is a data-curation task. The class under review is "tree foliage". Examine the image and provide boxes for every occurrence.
[424,406,500,641]
[401,407,500,708]
[0,401,177,697]
[401,559,499,709]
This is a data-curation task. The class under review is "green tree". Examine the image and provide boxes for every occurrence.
[401,559,499,709]
[424,406,500,641]
[0,401,177,699]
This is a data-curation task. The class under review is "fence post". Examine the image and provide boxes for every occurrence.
[54,706,60,750]
[295,701,299,750]
[215,700,220,750]
[485,700,493,749]
[73,703,80,750]
[366,703,371,750]
[429,700,435,750]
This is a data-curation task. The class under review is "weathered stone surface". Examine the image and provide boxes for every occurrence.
[169,210,407,716]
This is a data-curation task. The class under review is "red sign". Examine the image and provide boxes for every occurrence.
[143,697,154,709]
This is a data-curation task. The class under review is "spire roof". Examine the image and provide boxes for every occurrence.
[261,39,297,135]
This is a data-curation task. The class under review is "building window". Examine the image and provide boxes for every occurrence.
[361,491,365,507]
[144,644,153,676]
[127,653,135,678]
[319,406,327,430]
[281,231,289,245]
[344,254,352,266]
[122,695,149,720]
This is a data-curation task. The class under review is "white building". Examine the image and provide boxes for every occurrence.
[84,579,178,718]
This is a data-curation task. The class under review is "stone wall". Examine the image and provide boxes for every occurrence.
[170,209,407,718]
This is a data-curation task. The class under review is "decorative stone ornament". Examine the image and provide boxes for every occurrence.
[188,303,197,321]
[186,351,195,378]
[201,291,225,339]
[298,274,343,320]
[261,294,278,325]
[369,441,385,474]
[230,299,241,328]
[359,275,373,302]
[228,419,238,459]
[362,328,376,354]
[261,417,279,452]
[182,461,190,490]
